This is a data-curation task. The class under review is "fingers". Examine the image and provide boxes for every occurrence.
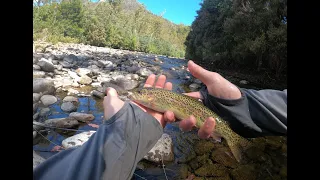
[179,115,197,132]
[183,91,203,99]
[144,74,156,87]
[198,117,216,139]
[188,60,213,85]
[164,82,172,90]
[163,111,175,123]
[155,75,166,88]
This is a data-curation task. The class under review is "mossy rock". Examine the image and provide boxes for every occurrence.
[279,166,287,177]
[230,164,257,180]
[193,175,231,180]
[179,164,189,179]
[188,154,212,170]
[194,139,215,155]
[245,146,269,163]
[265,136,284,150]
[211,147,238,168]
[195,164,229,177]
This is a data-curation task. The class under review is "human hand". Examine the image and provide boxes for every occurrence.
[167,60,242,139]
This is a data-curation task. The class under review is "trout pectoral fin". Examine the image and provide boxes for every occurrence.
[210,132,222,142]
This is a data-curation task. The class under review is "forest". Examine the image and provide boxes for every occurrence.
[33,0,190,58]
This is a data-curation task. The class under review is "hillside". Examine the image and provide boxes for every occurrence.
[33,0,190,58]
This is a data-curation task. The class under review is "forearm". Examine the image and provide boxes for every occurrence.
[33,102,163,180]
[200,87,287,138]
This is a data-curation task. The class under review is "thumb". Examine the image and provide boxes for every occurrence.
[188,60,213,85]
[106,87,118,97]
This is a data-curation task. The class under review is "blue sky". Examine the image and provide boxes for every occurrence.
[137,0,202,26]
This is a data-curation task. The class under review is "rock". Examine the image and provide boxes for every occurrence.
[189,83,201,91]
[44,117,79,128]
[97,76,111,82]
[61,102,78,112]
[33,93,41,103]
[33,78,55,95]
[265,137,283,150]
[67,88,79,96]
[37,58,55,72]
[40,95,57,106]
[52,60,59,65]
[245,146,268,162]
[55,64,63,71]
[143,133,174,163]
[33,121,45,131]
[33,57,39,64]
[193,79,202,84]
[179,164,189,179]
[211,147,238,168]
[33,151,45,169]
[63,54,79,63]
[75,68,92,77]
[39,108,51,117]
[189,153,212,171]
[33,113,39,120]
[230,164,256,180]
[137,68,153,77]
[33,103,39,113]
[60,78,74,88]
[59,61,73,68]
[131,74,139,80]
[69,112,94,122]
[91,90,105,99]
[195,164,228,177]
[281,144,287,154]
[279,166,287,177]
[97,60,113,68]
[33,131,37,139]
[91,82,101,88]
[127,66,140,73]
[33,70,46,78]
[100,82,127,95]
[71,82,80,87]
[68,71,80,80]
[239,80,248,85]
[63,96,78,102]
[62,131,96,149]
[194,139,215,155]
[33,64,41,70]
[112,78,139,90]
[110,74,125,81]
[78,75,92,85]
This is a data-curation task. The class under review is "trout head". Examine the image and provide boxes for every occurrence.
[128,88,156,107]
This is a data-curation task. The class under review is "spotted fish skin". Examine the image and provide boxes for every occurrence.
[129,87,252,162]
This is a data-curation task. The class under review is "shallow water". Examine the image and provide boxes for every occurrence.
[33,54,287,179]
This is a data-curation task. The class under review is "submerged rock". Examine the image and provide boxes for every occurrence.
[62,131,96,149]
[69,112,95,122]
[33,151,45,169]
[44,117,79,128]
[143,133,174,163]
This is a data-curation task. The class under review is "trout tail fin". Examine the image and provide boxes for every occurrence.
[226,133,253,163]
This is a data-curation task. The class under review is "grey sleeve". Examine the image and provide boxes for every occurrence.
[33,101,163,180]
[199,87,287,138]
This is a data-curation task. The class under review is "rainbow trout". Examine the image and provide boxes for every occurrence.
[129,87,252,162]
